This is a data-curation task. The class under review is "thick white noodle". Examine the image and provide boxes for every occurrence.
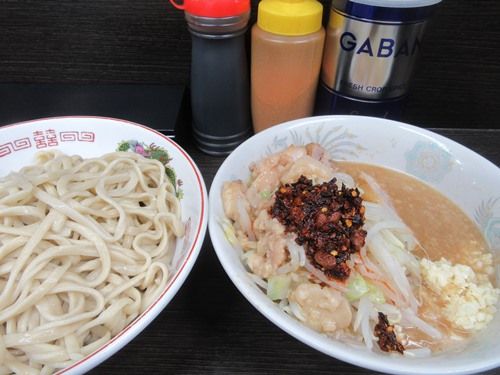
[0,151,184,373]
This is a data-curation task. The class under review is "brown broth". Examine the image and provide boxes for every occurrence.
[337,161,489,269]
[336,161,493,351]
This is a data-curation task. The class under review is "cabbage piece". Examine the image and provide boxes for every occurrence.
[220,219,238,246]
[346,274,370,301]
[267,275,291,301]
[367,283,385,304]
[346,274,385,304]
[259,190,272,200]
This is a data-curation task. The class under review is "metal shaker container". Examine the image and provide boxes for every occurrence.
[316,0,442,119]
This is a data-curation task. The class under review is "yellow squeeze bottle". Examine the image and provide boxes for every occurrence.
[251,0,325,132]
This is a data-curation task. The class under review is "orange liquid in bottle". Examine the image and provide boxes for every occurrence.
[251,24,325,132]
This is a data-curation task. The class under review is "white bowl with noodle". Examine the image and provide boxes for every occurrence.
[0,116,208,374]
[208,115,500,375]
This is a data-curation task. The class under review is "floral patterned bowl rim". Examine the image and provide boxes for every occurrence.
[0,116,209,374]
[208,115,500,375]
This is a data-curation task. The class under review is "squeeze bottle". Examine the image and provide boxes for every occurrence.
[251,0,325,132]
[171,0,252,155]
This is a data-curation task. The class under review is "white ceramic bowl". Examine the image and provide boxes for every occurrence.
[209,115,500,375]
[0,116,208,374]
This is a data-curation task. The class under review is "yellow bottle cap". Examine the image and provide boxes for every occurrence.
[257,0,323,36]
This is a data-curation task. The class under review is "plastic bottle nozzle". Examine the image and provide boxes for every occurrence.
[169,0,250,17]
[257,0,323,36]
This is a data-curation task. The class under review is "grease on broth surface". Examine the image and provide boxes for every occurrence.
[337,161,495,352]
[337,161,490,272]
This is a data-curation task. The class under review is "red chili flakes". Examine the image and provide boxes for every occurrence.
[270,175,366,281]
[374,312,405,354]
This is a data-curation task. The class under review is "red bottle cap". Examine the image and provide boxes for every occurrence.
[170,0,250,18]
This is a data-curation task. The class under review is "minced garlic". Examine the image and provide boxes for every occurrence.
[420,258,499,332]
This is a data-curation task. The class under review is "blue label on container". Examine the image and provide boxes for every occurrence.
[315,82,404,120]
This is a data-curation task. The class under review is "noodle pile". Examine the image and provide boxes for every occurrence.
[0,151,184,374]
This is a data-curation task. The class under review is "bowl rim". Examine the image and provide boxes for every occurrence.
[0,115,209,374]
[208,115,500,375]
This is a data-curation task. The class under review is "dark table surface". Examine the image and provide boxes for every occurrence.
[1,0,500,129]
[89,128,500,375]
